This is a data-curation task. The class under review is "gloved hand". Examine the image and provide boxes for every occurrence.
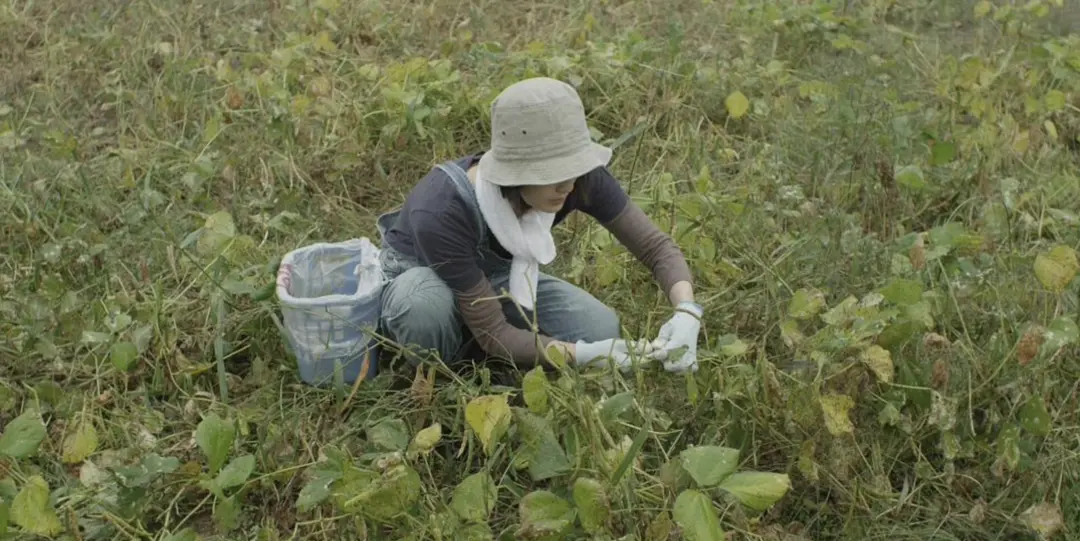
[647,301,703,373]
[573,338,637,372]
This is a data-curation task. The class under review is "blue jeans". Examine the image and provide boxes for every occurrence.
[377,245,620,367]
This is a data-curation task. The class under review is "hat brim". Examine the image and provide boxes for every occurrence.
[477,142,613,187]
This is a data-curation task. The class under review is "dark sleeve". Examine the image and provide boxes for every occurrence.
[409,203,485,294]
[575,166,631,223]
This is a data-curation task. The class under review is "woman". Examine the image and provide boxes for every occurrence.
[375,77,703,373]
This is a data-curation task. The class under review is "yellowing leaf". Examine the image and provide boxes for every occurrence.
[788,288,826,319]
[860,345,894,383]
[974,0,993,17]
[10,476,63,536]
[313,31,337,52]
[62,419,99,464]
[895,165,926,190]
[1013,130,1031,154]
[1045,89,1066,112]
[1034,245,1079,293]
[725,91,750,119]
[819,394,855,435]
[572,477,610,534]
[716,471,792,511]
[517,490,574,538]
[408,423,442,456]
[1044,120,1058,140]
[522,367,549,415]
[464,395,511,456]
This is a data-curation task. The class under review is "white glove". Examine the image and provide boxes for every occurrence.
[647,301,703,373]
[573,338,636,371]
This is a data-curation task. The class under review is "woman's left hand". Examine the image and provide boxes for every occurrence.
[647,301,703,373]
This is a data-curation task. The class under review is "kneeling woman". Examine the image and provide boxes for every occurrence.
[376,77,704,373]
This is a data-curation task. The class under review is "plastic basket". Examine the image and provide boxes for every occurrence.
[276,238,385,387]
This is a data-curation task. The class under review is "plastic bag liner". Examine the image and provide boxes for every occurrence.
[276,238,385,387]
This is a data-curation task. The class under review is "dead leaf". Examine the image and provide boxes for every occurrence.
[931,359,949,390]
[1017,326,1045,366]
[1020,501,1064,539]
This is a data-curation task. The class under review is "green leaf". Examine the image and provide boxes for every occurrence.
[212,454,255,492]
[195,412,235,475]
[0,409,47,458]
[719,334,749,357]
[725,91,750,119]
[860,345,894,383]
[517,490,575,540]
[1043,316,1079,353]
[1033,245,1079,293]
[114,453,181,487]
[572,477,610,534]
[0,499,8,538]
[214,494,241,532]
[672,489,725,541]
[930,141,956,165]
[513,408,571,481]
[10,476,63,536]
[465,394,512,456]
[820,295,858,325]
[679,445,740,487]
[110,341,140,372]
[787,288,826,319]
[598,392,635,429]
[297,468,342,513]
[880,277,923,306]
[522,367,549,414]
[62,419,99,464]
[368,418,409,452]
[1045,89,1067,112]
[819,393,855,435]
[458,522,495,541]
[338,463,423,523]
[196,210,237,257]
[162,528,199,541]
[408,423,442,456]
[1019,396,1052,437]
[451,472,498,523]
[895,165,926,190]
[716,471,792,511]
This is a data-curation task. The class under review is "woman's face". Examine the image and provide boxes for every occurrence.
[520,178,576,213]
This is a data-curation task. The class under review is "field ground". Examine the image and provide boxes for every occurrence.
[2,0,1080,539]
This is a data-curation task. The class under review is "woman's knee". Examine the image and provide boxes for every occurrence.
[380,267,460,349]
[579,302,620,342]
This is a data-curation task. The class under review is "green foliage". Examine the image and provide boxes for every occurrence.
[0,409,47,459]
[2,0,1079,538]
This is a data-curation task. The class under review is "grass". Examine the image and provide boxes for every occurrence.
[2,0,1080,539]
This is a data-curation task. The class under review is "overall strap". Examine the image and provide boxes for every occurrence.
[435,161,487,249]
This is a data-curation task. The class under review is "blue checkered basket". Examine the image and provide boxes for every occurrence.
[276,238,385,387]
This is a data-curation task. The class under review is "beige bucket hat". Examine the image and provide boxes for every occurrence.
[478,77,613,187]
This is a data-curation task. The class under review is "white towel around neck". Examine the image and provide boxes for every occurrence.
[473,169,557,311]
